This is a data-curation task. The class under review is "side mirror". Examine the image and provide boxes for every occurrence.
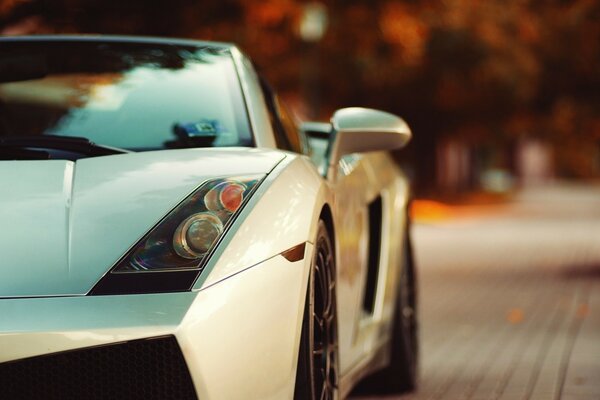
[327,107,411,178]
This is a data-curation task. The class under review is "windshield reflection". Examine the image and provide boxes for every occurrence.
[0,41,251,151]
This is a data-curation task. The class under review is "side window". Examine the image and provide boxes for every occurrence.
[260,78,308,154]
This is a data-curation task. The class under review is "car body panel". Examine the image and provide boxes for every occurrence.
[196,154,326,290]
[0,148,284,297]
[182,248,312,400]
[0,291,197,363]
[0,161,73,298]
[0,35,414,399]
[0,247,312,400]
[231,48,277,149]
[338,155,409,391]
[330,152,410,384]
[331,154,373,372]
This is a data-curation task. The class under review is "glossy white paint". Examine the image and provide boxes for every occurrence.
[193,148,411,395]
[0,247,312,400]
[0,37,414,400]
[351,156,409,357]
[328,151,410,395]
[0,148,284,297]
[231,48,278,149]
[196,155,327,289]
[0,161,72,297]
[330,153,371,372]
[328,107,412,179]
[0,151,410,397]
[0,291,197,362]
[181,248,313,399]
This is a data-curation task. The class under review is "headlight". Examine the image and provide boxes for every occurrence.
[90,175,263,295]
[173,212,225,259]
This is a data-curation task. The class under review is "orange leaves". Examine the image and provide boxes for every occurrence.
[245,1,294,27]
[0,0,26,16]
[411,200,455,222]
[379,2,428,65]
[506,308,525,324]
[576,303,590,319]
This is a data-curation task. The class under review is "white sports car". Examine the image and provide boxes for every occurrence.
[0,36,417,400]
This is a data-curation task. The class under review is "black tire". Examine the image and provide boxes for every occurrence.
[356,223,418,394]
[294,221,339,400]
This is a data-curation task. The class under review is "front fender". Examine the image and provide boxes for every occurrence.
[195,155,331,290]
[185,155,330,399]
[179,244,314,399]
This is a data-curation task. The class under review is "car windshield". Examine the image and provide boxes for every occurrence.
[0,39,252,151]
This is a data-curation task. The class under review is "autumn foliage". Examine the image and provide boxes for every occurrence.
[1,0,598,191]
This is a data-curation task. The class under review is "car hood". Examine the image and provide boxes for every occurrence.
[0,147,284,297]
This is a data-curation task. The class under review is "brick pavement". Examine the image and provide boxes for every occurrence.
[351,182,600,400]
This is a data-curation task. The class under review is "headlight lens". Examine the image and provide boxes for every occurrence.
[113,175,262,273]
[205,181,247,212]
[173,212,224,259]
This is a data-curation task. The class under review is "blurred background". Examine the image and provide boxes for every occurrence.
[1,0,598,197]
[2,2,599,398]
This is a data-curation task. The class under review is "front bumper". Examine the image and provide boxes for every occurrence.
[1,335,197,399]
[0,245,312,399]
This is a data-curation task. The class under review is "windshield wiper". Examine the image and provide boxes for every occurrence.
[0,135,130,157]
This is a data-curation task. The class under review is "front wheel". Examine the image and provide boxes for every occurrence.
[294,221,339,400]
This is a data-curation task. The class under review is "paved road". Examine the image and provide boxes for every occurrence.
[352,183,600,400]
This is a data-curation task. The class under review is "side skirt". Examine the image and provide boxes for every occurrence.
[338,339,391,398]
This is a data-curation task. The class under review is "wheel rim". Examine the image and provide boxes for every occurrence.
[312,236,338,400]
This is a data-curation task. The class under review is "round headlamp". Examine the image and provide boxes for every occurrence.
[173,212,224,259]
[106,175,262,273]
[205,181,247,213]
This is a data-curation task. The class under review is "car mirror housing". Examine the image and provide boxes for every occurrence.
[326,107,412,179]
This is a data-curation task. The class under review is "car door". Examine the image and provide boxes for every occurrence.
[333,151,409,376]
[330,153,375,374]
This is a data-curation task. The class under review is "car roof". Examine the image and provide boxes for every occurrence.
[0,34,236,51]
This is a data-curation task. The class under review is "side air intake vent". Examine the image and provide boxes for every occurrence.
[363,195,383,313]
